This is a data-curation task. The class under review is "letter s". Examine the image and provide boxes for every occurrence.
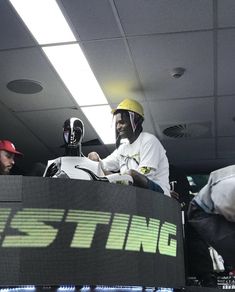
[2,208,64,247]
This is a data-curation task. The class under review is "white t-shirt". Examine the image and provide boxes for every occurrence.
[101,132,170,196]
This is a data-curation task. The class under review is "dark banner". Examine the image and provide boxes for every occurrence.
[0,176,185,288]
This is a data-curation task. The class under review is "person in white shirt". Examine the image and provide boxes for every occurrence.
[88,98,170,196]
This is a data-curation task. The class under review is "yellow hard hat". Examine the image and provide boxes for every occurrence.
[112,98,144,118]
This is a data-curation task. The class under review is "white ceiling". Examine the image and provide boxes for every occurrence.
[1,0,235,174]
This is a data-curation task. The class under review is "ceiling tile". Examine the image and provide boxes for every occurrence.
[149,97,214,126]
[115,0,213,35]
[61,0,121,40]
[217,29,235,95]
[82,39,145,103]
[218,0,235,28]
[128,31,214,100]
[217,95,235,137]
[0,1,36,50]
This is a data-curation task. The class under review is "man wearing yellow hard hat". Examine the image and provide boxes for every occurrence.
[88,98,170,196]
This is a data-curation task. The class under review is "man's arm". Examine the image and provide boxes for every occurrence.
[88,151,115,175]
[125,169,149,188]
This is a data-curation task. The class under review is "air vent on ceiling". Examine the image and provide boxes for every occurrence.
[162,122,211,138]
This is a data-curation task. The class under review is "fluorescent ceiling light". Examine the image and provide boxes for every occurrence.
[82,105,115,144]
[9,0,75,44]
[10,0,113,144]
[43,44,108,106]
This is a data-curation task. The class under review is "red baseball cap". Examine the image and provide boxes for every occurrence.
[0,140,23,156]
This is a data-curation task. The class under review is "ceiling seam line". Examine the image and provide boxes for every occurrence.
[213,0,219,160]
[108,0,162,139]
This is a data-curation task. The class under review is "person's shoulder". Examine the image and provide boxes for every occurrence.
[140,132,166,151]
[141,132,161,143]
[115,142,127,154]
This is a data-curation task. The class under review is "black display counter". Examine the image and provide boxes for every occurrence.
[0,176,185,289]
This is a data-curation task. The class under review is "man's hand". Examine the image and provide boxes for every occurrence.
[88,152,100,162]
[87,152,112,175]
[125,169,149,188]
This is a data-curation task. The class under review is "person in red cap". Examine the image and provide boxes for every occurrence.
[0,140,23,175]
